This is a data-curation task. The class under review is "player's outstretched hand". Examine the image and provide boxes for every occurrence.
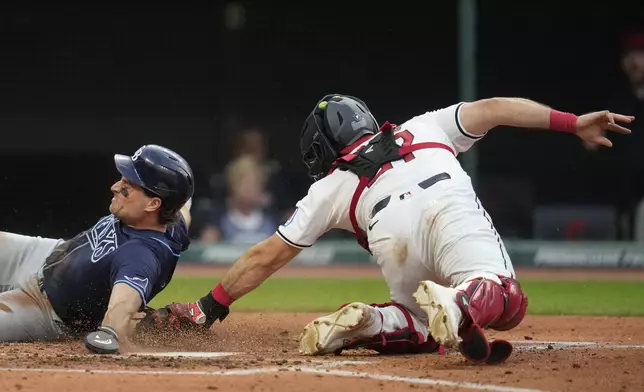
[575,110,634,148]
[136,299,229,333]
[85,325,120,354]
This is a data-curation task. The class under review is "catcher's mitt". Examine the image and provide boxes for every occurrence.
[135,294,230,334]
[135,303,205,334]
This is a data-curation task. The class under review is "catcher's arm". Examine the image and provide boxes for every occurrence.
[458,98,633,142]
[195,234,301,324]
[458,98,556,136]
[218,234,301,299]
[141,234,301,330]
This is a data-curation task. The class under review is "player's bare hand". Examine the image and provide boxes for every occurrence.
[575,110,634,148]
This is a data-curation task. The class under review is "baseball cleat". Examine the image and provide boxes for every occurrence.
[298,302,378,355]
[413,280,463,348]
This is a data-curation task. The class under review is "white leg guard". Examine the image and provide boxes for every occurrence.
[378,304,430,342]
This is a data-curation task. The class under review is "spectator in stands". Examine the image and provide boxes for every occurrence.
[209,127,288,212]
[232,127,281,179]
[600,29,644,238]
[199,156,278,244]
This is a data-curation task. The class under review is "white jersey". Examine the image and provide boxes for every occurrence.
[277,102,513,312]
[276,102,483,248]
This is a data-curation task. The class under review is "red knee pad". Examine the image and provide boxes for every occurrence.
[455,276,526,365]
[456,276,528,331]
[492,277,528,331]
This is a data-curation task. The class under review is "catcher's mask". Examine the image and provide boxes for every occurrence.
[300,94,379,182]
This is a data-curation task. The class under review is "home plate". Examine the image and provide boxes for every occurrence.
[128,352,238,358]
[509,340,644,350]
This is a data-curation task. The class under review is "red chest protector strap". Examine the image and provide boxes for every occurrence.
[329,122,455,253]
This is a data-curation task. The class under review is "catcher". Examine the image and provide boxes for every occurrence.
[140,95,633,364]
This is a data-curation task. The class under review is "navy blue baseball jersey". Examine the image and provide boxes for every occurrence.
[42,214,190,334]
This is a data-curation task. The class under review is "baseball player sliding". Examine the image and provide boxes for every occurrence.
[140,95,633,364]
[0,144,194,355]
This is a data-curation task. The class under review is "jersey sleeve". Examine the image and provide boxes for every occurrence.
[276,172,352,248]
[169,213,191,252]
[110,243,160,308]
[425,102,485,153]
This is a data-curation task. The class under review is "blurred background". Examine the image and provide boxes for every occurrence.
[1,2,643,267]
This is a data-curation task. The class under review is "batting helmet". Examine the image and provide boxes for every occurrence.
[114,145,194,213]
[300,94,379,181]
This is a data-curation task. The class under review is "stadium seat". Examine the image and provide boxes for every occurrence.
[478,177,535,238]
[532,204,618,241]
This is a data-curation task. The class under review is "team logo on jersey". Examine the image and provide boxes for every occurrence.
[86,215,119,263]
[124,275,149,292]
[284,208,298,227]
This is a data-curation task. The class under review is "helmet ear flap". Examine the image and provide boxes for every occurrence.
[300,104,339,182]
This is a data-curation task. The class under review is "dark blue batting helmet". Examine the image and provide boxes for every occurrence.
[114,144,194,212]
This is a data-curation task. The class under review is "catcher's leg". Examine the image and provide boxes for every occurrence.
[414,274,527,365]
[299,232,441,356]
[0,232,62,292]
[412,190,527,365]
[299,301,440,355]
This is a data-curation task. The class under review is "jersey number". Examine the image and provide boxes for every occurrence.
[369,130,416,185]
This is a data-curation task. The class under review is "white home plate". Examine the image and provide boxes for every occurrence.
[509,340,644,350]
[128,352,238,358]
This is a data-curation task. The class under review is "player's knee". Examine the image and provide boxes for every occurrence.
[456,276,528,331]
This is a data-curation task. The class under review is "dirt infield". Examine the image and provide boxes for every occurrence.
[1,265,643,392]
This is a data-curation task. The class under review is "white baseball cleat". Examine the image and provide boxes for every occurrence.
[298,302,378,355]
[413,280,463,348]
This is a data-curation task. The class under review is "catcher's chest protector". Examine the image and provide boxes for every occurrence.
[329,122,455,253]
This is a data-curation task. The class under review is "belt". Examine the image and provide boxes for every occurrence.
[370,172,451,219]
[418,171,451,190]
[36,268,70,332]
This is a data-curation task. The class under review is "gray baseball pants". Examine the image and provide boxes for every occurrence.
[0,231,71,341]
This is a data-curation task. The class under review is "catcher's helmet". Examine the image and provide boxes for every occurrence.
[114,144,194,213]
[300,94,379,181]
